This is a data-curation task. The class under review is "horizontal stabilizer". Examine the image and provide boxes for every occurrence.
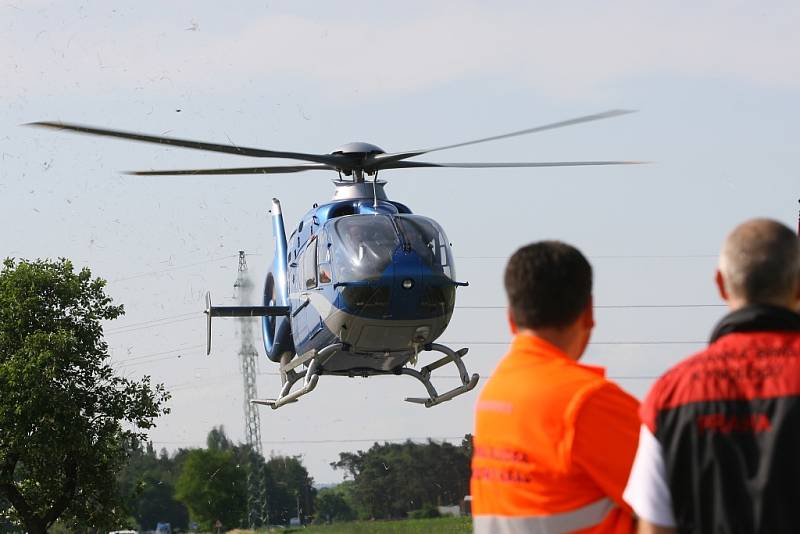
[208,305,290,317]
[204,291,290,355]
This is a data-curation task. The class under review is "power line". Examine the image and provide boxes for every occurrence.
[109,337,706,371]
[441,340,706,345]
[165,369,662,394]
[455,254,717,260]
[456,304,725,309]
[109,254,239,283]
[99,304,723,347]
[101,303,724,339]
[110,345,205,368]
[105,314,199,335]
[107,303,726,330]
[107,254,717,284]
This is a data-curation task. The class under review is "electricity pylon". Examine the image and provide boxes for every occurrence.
[234,250,269,527]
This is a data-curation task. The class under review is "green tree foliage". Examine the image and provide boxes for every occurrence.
[331,437,472,519]
[174,447,247,530]
[171,427,317,528]
[407,503,441,519]
[0,258,169,534]
[206,426,234,452]
[118,441,190,531]
[0,495,15,533]
[313,486,356,524]
[264,455,316,525]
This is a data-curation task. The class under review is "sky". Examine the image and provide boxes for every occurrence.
[2,1,798,484]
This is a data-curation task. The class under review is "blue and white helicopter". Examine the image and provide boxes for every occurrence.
[30,110,640,409]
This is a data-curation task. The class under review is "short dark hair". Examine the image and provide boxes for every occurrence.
[504,241,593,329]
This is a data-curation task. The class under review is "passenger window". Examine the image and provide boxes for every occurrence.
[303,238,318,289]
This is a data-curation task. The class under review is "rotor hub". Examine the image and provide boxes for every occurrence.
[330,142,385,155]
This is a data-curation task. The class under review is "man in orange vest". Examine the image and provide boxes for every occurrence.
[472,241,640,533]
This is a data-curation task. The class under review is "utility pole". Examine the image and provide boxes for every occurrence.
[234,250,269,527]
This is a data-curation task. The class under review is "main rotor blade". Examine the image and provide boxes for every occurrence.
[369,109,637,168]
[378,160,647,170]
[26,121,342,166]
[126,164,335,176]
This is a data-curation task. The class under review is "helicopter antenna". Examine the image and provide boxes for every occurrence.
[372,170,380,209]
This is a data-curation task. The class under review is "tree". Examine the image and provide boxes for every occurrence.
[171,428,317,529]
[206,426,234,452]
[263,455,316,525]
[118,441,189,531]
[331,436,472,519]
[314,486,356,524]
[174,447,247,530]
[0,495,15,533]
[0,258,169,534]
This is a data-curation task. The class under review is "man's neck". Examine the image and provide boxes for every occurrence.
[726,297,800,313]
[517,327,583,361]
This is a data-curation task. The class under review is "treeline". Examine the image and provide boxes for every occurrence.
[117,431,472,529]
[2,429,472,532]
[117,427,315,531]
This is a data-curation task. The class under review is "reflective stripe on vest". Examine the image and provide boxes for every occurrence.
[473,497,615,534]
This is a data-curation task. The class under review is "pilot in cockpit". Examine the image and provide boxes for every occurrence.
[348,223,383,263]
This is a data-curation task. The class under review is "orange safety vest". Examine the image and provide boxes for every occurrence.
[471,334,639,534]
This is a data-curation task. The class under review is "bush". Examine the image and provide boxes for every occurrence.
[407,504,440,519]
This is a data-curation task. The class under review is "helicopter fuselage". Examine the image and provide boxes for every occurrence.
[262,181,462,375]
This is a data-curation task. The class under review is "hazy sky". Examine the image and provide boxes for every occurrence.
[2,1,798,484]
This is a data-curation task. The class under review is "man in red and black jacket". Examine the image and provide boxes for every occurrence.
[624,218,800,534]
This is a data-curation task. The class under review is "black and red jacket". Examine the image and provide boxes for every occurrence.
[641,305,800,533]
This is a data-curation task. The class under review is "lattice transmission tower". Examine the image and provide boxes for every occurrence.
[233,250,269,527]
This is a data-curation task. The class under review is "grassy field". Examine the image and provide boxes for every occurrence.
[264,516,472,533]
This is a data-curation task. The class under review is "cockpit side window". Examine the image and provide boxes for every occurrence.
[303,238,318,289]
[317,230,332,284]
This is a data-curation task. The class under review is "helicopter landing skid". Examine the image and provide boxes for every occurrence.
[251,343,343,410]
[402,343,480,408]
[251,342,479,410]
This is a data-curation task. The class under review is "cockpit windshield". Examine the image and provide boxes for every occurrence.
[395,215,456,280]
[329,214,456,282]
[331,215,399,281]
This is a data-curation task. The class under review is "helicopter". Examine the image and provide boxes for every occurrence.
[28,109,641,409]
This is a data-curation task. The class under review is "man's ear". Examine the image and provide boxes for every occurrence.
[507,307,519,335]
[794,276,800,312]
[715,270,729,301]
[583,295,595,329]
